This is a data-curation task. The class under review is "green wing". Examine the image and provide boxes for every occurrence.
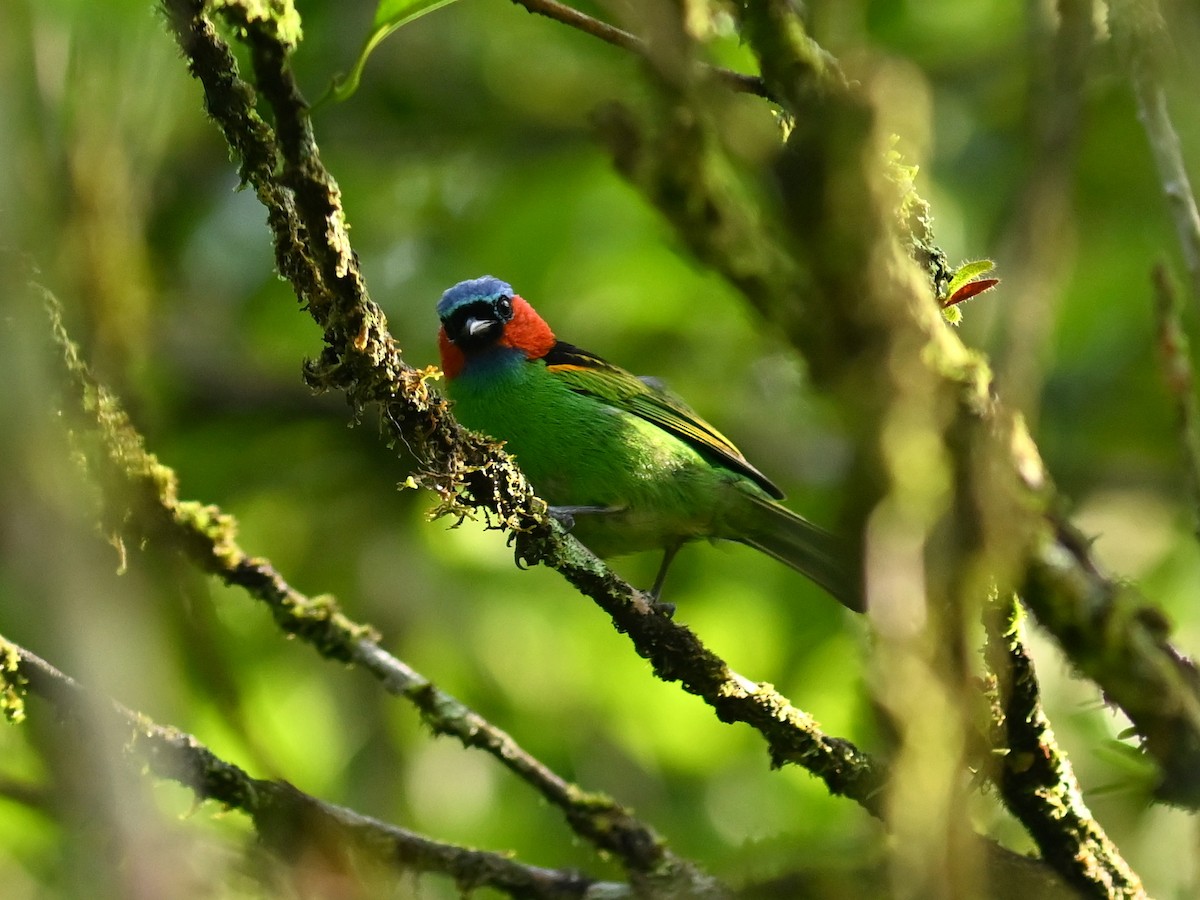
[543,341,784,499]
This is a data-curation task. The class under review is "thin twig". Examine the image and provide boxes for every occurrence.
[1024,513,1200,805]
[1111,0,1200,309]
[0,776,52,813]
[993,0,1097,418]
[509,0,773,99]
[0,637,626,900]
[1152,262,1200,541]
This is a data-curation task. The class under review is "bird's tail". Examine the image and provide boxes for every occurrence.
[723,491,864,612]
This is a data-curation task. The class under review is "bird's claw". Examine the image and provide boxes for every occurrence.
[650,598,676,618]
[630,588,675,618]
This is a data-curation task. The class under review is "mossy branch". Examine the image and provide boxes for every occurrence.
[158,0,887,816]
[586,0,1162,890]
[0,637,627,900]
[984,597,1147,899]
[150,0,1194,891]
[1023,516,1200,807]
[621,0,1200,812]
[39,283,712,891]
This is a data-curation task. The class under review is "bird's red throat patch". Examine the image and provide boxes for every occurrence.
[438,329,465,379]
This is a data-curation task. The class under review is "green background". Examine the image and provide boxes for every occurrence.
[1,1,1198,896]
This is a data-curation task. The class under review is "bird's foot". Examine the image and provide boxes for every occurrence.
[649,597,676,618]
[632,589,676,618]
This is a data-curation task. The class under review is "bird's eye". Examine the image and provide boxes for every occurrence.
[495,295,514,318]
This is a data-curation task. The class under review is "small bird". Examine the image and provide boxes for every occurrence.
[436,276,862,611]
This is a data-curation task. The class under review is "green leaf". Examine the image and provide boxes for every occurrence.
[312,0,461,110]
[943,258,996,301]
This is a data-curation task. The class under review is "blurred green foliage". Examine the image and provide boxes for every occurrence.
[1,1,1199,897]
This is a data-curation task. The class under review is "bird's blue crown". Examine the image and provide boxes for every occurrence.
[438,276,514,319]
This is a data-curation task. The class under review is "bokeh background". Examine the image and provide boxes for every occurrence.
[1,0,1199,896]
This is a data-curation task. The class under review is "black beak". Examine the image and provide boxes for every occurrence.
[464,316,496,338]
[450,313,502,348]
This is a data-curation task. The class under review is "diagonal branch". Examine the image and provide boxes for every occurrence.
[38,283,704,887]
[1110,0,1200,310]
[1022,515,1200,805]
[983,596,1146,899]
[0,637,625,900]
[508,0,773,99]
[157,0,886,815]
[607,0,1200,810]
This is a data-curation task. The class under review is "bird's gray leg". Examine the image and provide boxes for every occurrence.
[647,542,683,616]
[548,505,622,531]
[548,506,675,617]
